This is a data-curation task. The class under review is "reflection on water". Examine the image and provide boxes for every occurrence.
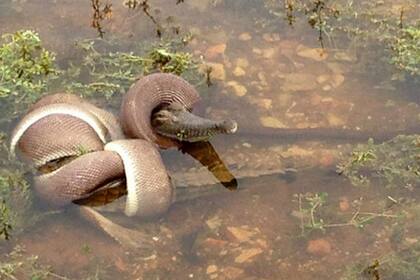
[1,0,420,279]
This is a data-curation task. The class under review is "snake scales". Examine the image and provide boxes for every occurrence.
[11,72,239,219]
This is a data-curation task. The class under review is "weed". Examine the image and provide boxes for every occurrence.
[81,244,92,255]
[63,33,205,99]
[0,169,32,240]
[342,242,420,280]
[0,30,59,99]
[0,245,68,280]
[0,30,60,123]
[337,135,420,189]
[262,0,420,83]
[0,199,12,240]
[294,193,398,235]
[390,25,420,76]
[90,0,112,38]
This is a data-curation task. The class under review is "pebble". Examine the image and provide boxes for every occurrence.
[206,265,218,274]
[249,97,272,110]
[257,72,268,86]
[319,152,335,167]
[316,74,330,84]
[326,113,345,126]
[234,248,263,263]
[262,48,276,59]
[236,57,249,68]
[296,45,328,61]
[327,62,346,74]
[405,237,418,244]
[339,197,350,211]
[206,63,226,80]
[306,239,332,255]
[242,142,252,148]
[227,81,247,96]
[281,146,314,158]
[260,116,286,128]
[277,94,292,107]
[310,94,322,105]
[202,238,228,248]
[252,48,262,55]
[322,85,332,91]
[226,226,256,243]
[334,51,356,62]
[187,0,211,12]
[282,73,318,92]
[262,33,280,42]
[238,32,252,41]
[206,43,226,59]
[233,66,246,77]
[206,215,223,230]
[222,267,244,279]
[331,74,345,88]
[207,29,228,44]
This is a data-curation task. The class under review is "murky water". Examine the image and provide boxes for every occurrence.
[1,0,419,279]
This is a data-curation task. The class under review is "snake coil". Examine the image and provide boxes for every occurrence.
[10,73,202,217]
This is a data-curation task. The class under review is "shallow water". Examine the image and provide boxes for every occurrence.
[1,0,420,279]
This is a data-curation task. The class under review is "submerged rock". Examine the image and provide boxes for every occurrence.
[238,32,252,41]
[282,73,318,92]
[226,226,256,243]
[235,57,249,68]
[205,63,226,81]
[234,248,263,263]
[296,45,328,61]
[227,81,247,96]
[206,43,227,59]
[306,239,332,255]
[260,116,286,128]
[233,66,246,77]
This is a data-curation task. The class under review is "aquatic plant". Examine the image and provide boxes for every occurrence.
[390,25,420,76]
[337,135,420,189]
[294,192,398,235]
[90,0,113,38]
[0,169,32,241]
[0,27,204,119]
[0,30,60,123]
[0,245,65,280]
[262,0,420,84]
[0,132,33,241]
[0,30,59,100]
[64,33,205,99]
[341,203,420,280]
[0,199,12,240]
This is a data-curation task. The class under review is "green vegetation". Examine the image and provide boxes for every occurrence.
[0,30,60,122]
[337,135,420,189]
[0,245,67,280]
[391,26,420,76]
[0,169,32,241]
[0,132,32,241]
[0,30,59,97]
[293,192,398,235]
[65,33,204,99]
[262,0,420,82]
[0,29,206,121]
[0,28,206,239]
[341,203,420,280]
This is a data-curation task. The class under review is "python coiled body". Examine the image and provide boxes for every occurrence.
[11,73,235,218]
